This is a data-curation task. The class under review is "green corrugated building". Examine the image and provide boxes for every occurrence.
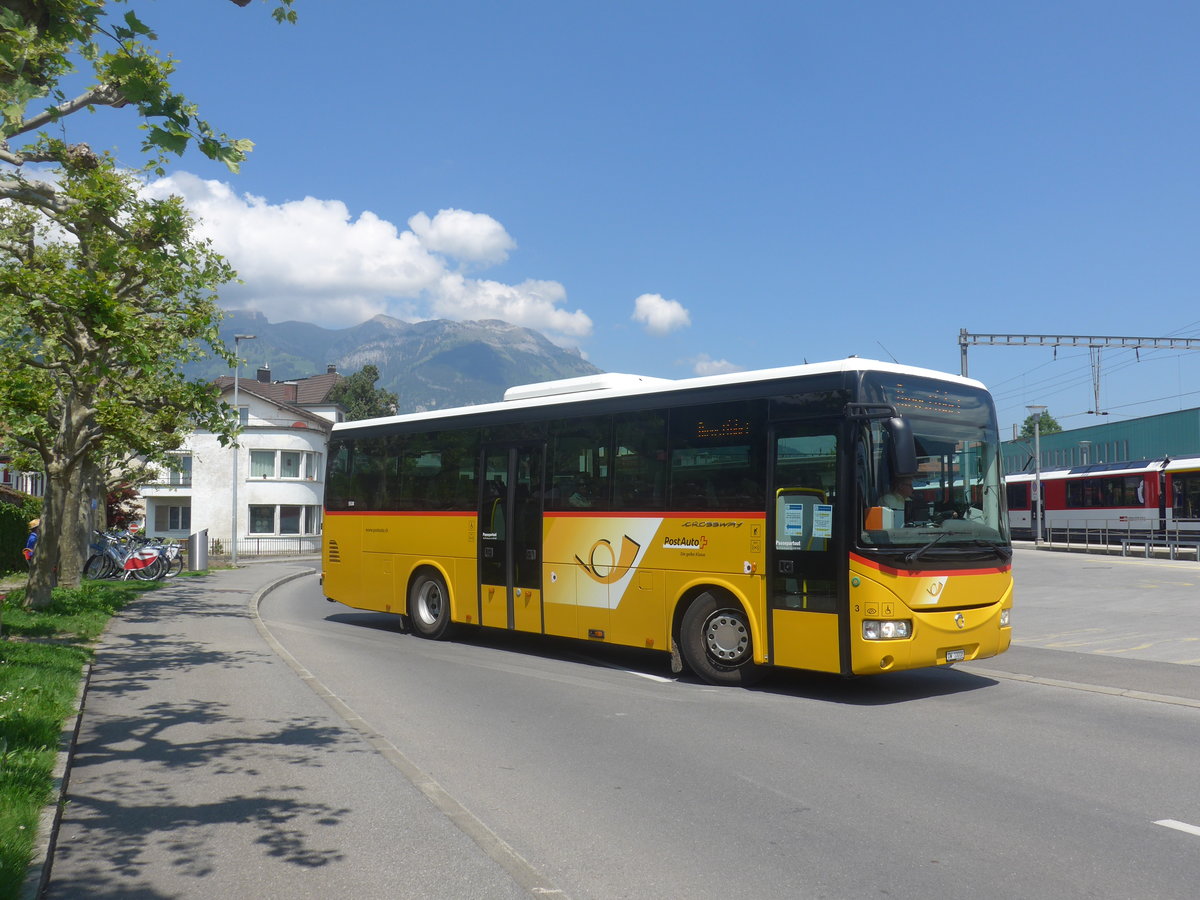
[1002,408,1200,475]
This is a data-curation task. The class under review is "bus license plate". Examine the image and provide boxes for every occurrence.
[946,649,966,662]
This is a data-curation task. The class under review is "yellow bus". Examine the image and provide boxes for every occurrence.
[322,358,1012,685]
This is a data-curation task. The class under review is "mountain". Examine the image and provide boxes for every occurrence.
[183,311,603,413]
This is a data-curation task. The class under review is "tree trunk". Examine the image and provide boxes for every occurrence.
[27,391,99,608]
[26,464,62,610]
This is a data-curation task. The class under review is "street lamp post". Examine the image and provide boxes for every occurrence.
[231,334,256,566]
[1027,404,1047,545]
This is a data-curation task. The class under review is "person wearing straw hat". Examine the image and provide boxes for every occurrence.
[24,518,39,563]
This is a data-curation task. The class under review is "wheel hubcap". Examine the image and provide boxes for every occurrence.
[704,610,750,664]
[417,584,442,625]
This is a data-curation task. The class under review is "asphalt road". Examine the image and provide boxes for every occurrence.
[255,548,1200,899]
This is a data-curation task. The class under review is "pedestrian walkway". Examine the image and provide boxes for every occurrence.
[34,563,531,899]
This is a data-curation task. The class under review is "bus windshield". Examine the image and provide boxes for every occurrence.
[857,376,1010,555]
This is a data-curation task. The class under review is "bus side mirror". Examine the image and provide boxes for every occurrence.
[887,417,919,476]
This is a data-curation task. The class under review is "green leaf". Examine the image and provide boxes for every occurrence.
[146,126,189,155]
[122,11,157,40]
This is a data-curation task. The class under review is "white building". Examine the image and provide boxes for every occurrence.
[0,456,44,497]
[140,365,345,556]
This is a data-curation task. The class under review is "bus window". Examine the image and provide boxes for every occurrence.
[547,416,611,510]
[669,400,766,510]
[614,411,667,510]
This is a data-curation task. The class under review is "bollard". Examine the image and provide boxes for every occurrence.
[187,528,209,571]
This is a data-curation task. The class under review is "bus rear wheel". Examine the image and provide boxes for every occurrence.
[679,591,765,686]
[408,571,453,640]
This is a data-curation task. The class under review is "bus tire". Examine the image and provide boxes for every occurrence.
[679,591,765,686]
[408,571,453,640]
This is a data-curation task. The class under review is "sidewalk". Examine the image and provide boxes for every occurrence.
[31,563,531,899]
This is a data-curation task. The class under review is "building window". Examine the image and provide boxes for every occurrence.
[168,454,192,486]
[154,503,191,532]
[248,504,322,535]
[248,450,321,480]
[251,450,275,478]
[304,451,322,479]
[280,452,301,479]
[279,505,302,534]
[249,505,276,533]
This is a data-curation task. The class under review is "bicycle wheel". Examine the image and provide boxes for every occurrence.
[84,554,114,579]
[131,555,167,580]
[163,553,184,578]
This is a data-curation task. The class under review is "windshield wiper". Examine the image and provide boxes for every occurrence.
[963,539,1013,561]
[905,531,950,564]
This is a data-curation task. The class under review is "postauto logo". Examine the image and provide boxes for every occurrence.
[662,535,708,550]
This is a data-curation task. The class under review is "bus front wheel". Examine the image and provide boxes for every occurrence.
[408,571,453,640]
[679,592,765,686]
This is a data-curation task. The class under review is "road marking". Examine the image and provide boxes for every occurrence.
[1156,819,1200,838]
[626,670,674,683]
[571,654,675,682]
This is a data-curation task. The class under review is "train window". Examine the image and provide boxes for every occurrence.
[1065,475,1146,508]
[1171,473,1200,520]
[1006,483,1030,510]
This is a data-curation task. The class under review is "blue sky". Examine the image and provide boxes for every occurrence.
[74,1,1200,436]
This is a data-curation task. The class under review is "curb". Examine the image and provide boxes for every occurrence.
[19,661,92,900]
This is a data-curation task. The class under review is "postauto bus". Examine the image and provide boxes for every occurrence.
[322,358,1012,685]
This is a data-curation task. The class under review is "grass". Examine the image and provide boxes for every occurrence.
[0,579,157,899]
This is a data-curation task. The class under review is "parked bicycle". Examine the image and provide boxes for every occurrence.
[83,531,180,581]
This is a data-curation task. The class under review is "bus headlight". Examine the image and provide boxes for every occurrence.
[1000,609,1010,627]
[863,619,912,640]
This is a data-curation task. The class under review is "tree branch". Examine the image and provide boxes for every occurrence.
[10,84,127,139]
[0,177,73,215]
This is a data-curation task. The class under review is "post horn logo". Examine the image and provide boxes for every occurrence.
[576,535,642,585]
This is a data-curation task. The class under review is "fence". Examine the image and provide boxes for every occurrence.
[1041,518,1200,560]
[206,534,321,559]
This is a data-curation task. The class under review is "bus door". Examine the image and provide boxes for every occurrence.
[768,425,842,673]
[478,445,544,632]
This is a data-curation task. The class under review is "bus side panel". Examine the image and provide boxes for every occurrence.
[323,512,364,609]
[608,567,662,650]
[480,582,508,628]
[353,512,476,619]
[770,610,841,673]
[544,512,768,653]
[542,564,577,637]
[512,587,542,632]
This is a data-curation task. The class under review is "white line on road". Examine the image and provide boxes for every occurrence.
[1155,819,1200,838]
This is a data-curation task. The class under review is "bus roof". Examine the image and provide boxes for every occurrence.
[332,357,988,435]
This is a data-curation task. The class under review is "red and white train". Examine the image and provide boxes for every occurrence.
[1005,456,1200,537]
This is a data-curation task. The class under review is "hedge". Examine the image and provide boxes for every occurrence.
[0,490,42,574]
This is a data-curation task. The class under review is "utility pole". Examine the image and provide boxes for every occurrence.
[231,334,256,566]
[1027,404,1047,544]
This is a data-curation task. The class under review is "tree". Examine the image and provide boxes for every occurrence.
[0,162,237,606]
[327,365,400,421]
[1,1,295,180]
[0,1,296,607]
[1019,410,1062,439]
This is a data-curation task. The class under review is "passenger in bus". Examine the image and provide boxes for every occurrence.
[568,475,593,508]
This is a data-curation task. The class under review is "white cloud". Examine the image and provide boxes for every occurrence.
[431,274,593,337]
[408,209,516,265]
[692,354,744,376]
[631,292,691,336]
[141,173,591,342]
